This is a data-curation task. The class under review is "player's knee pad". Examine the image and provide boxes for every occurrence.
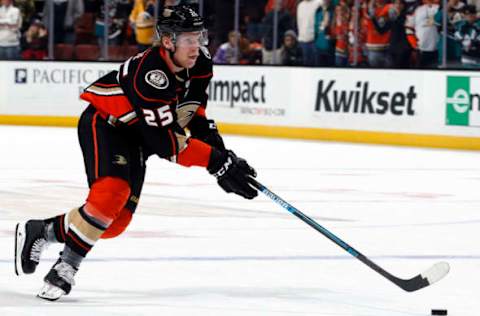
[101,208,133,239]
[85,177,131,224]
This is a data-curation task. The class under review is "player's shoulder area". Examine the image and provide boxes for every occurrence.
[131,47,177,84]
[124,47,177,97]
[132,47,171,73]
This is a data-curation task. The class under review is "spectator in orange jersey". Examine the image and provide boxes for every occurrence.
[370,0,413,67]
[365,0,392,67]
[332,0,351,66]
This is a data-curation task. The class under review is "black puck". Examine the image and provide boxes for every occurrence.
[431,309,447,315]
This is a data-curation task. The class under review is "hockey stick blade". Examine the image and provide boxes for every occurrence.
[395,262,450,292]
[248,177,450,292]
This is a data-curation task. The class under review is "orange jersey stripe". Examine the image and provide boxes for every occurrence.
[80,92,134,119]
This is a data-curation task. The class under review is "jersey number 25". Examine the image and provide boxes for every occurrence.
[143,105,174,127]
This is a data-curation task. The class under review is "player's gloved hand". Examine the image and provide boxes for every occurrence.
[190,118,225,150]
[207,149,258,199]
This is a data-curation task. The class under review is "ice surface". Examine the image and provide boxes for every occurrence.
[0,125,478,315]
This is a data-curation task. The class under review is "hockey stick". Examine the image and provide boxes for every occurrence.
[248,177,450,292]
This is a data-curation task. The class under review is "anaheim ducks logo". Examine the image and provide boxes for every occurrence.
[145,70,169,89]
[175,101,201,128]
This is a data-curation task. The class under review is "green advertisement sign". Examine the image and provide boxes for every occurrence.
[446,76,480,127]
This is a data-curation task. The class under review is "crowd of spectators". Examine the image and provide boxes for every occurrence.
[0,0,479,68]
[209,0,480,68]
[0,0,161,61]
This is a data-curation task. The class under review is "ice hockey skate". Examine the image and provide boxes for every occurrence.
[38,258,77,301]
[14,220,48,275]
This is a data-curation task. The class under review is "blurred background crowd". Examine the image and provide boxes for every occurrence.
[0,0,479,69]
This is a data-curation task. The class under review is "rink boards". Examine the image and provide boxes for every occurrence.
[0,60,479,150]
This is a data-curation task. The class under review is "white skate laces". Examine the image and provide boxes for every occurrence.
[15,220,49,275]
[30,239,48,263]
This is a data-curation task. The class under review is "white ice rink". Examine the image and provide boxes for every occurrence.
[0,125,478,315]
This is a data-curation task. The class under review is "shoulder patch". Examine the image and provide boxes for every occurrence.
[145,70,169,89]
[200,46,211,60]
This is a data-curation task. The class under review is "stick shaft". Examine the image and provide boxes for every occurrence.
[248,178,409,288]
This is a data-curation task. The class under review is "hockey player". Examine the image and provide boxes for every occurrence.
[14,5,258,301]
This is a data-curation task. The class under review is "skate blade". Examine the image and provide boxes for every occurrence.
[14,223,26,276]
[37,282,66,301]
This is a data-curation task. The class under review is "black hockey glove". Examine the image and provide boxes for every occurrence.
[189,117,226,150]
[208,149,258,200]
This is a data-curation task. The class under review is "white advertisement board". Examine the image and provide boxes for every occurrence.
[205,65,293,125]
[1,61,480,143]
[0,61,118,116]
[207,66,425,131]
[207,67,480,138]
[304,69,480,137]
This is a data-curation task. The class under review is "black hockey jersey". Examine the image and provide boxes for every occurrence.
[80,46,213,161]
